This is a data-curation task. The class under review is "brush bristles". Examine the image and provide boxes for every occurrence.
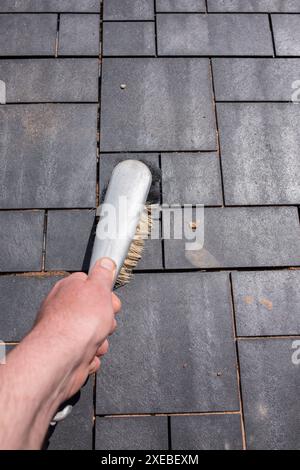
[115,206,152,287]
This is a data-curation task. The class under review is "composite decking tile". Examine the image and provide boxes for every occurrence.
[103,22,155,56]
[208,0,300,12]
[58,14,100,56]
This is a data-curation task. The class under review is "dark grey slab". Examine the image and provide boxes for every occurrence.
[161,153,222,206]
[0,59,99,102]
[0,1,100,12]
[0,211,44,272]
[163,207,300,269]
[0,14,56,56]
[0,274,63,341]
[232,270,300,337]
[0,104,97,208]
[96,417,168,450]
[103,0,154,20]
[46,210,95,272]
[97,272,239,414]
[103,22,155,56]
[213,59,300,101]
[272,14,300,56]
[47,379,94,450]
[157,0,206,12]
[171,414,243,450]
[239,339,300,449]
[59,14,100,56]
[100,58,216,152]
[217,103,300,205]
[208,0,300,12]
[157,14,273,56]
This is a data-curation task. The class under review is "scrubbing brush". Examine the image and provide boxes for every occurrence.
[51,160,152,425]
[89,159,153,287]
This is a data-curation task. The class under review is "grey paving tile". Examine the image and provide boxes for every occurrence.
[232,270,300,337]
[171,415,243,450]
[0,211,44,272]
[59,14,100,56]
[208,0,300,12]
[46,210,96,272]
[0,1,100,12]
[97,272,239,414]
[163,207,300,269]
[157,14,273,56]
[96,417,168,450]
[0,14,56,56]
[272,14,300,56]
[0,104,97,208]
[212,59,300,101]
[0,274,63,342]
[103,22,155,56]
[161,153,222,206]
[103,0,154,20]
[100,58,216,152]
[238,339,300,449]
[100,154,163,270]
[46,379,94,450]
[0,59,99,102]
[157,0,206,12]
[217,103,300,205]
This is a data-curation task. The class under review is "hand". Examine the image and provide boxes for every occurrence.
[33,257,121,402]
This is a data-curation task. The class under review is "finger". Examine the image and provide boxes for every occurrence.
[61,272,88,284]
[109,318,117,335]
[88,258,116,291]
[112,293,122,314]
[96,339,109,356]
[89,356,101,374]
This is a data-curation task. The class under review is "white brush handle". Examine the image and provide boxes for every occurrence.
[89,160,152,284]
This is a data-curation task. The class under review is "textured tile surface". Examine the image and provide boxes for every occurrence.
[171,415,243,450]
[46,210,96,272]
[213,59,300,101]
[272,15,300,56]
[0,211,44,272]
[103,22,155,56]
[163,207,300,269]
[46,379,94,450]
[0,275,63,341]
[59,14,100,56]
[157,14,273,56]
[0,14,56,55]
[0,104,97,208]
[100,58,216,152]
[103,0,154,20]
[232,270,300,337]
[0,1,100,12]
[96,417,168,450]
[97,272,239,414]
[239,339,300,450]
[218,103,300,205]
[0,59,99,102]
[208,0,300,12]
[157,0,206,12]
[161,153,222,206]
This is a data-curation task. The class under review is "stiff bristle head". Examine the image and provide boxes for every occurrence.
[115,206,152,287]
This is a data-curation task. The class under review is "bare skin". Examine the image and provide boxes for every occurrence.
[0,257,121,450]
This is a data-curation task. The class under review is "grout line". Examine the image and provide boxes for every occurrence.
[238,335,300,340]
[229,273,247,450]
[96,410,241,418]
[154,0,158,57]
[268,14,277,57]
[205,0,208,14]
[168,416,172,450]
[209,59,225,206]
[158,153,166,269]
[41,210,48,272]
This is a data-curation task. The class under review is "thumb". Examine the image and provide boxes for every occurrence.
[89,258,116,290]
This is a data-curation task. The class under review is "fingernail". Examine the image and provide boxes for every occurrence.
[99,257,116,272]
